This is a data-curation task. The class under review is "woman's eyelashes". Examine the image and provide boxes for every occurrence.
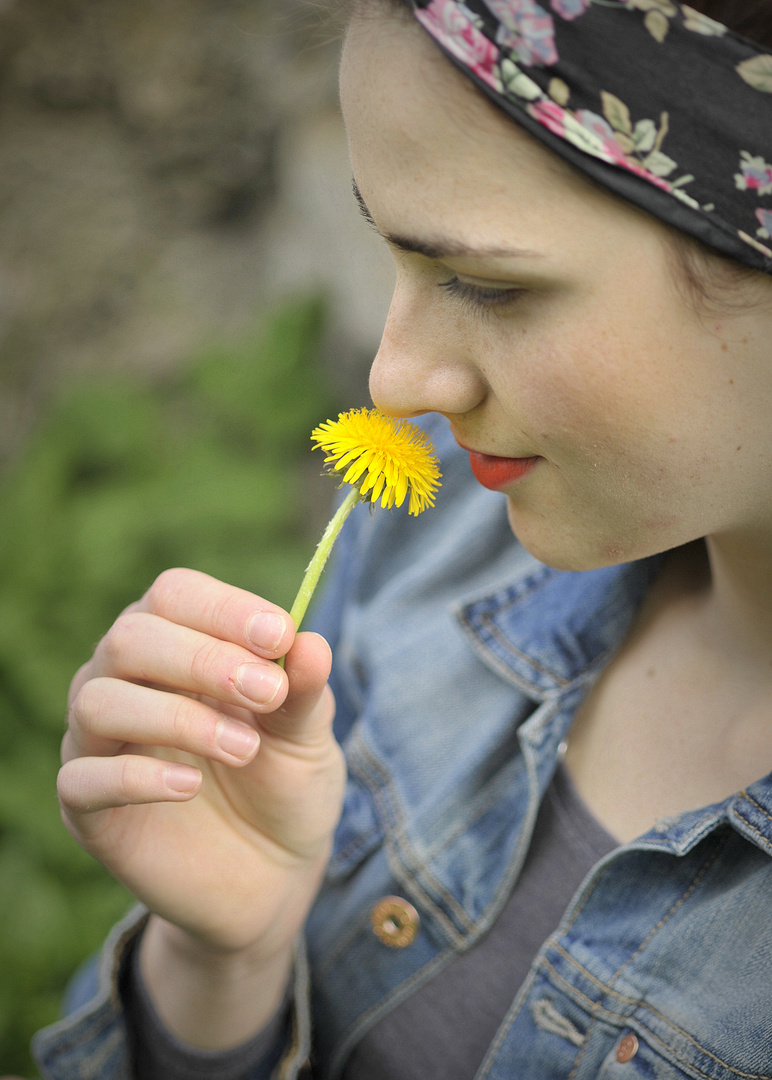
[438,276,526,314]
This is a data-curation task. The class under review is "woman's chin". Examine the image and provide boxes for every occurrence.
[504,500,651,572]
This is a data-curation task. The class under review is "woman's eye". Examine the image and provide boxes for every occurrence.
[438,276,525,313]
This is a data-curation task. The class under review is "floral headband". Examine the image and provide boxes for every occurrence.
[405,0,772,274]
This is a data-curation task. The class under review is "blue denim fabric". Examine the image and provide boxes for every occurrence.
[34,415,772,1079]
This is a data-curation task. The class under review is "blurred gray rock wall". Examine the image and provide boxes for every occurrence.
[0,0,393,459]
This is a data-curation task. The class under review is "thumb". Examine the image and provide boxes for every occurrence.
[260,632,335,745]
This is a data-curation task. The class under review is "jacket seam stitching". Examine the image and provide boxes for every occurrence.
[734,791,772,853]
[732,812,772,854]
[479,613,572,686]
[330,827,380,868]
[352,739,475,938]
[565,1015,594,1080]
[742,790,772,823]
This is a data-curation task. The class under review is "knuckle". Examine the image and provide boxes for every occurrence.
[69,678,106,735]
[146,567,187,613]
[144,565,199,617]
[204,589,235,635]
[100,612,142,666]
[165,695,216,752]
[56,763,74,809]
[57,760,91,814]
[119,756,148,803]
[67,692,87,740]
[165,695,193,745]
[189,637,225,688]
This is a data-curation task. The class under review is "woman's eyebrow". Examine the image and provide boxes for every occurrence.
[352,180,541,261]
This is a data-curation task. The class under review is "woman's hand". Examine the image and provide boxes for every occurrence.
[58,567,346,966]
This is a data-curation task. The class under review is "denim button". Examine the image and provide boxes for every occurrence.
[616,1034,639,1063]
[371,896,420,948]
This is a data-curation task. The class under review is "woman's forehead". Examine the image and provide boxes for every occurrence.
[340,9,646,257]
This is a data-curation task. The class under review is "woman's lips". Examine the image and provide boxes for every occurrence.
[467,450,539,491]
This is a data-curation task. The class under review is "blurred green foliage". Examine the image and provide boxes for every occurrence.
[0,296,337,1076]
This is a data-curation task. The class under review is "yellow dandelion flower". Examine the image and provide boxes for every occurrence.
[286,408,441,636]
[310,407,441,516]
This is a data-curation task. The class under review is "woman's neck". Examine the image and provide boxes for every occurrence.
[702,530,772,676]
[563,535,772,843]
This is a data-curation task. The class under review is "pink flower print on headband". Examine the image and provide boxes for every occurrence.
[756,209,772,238]
[419,0,591,84]
[735,152,772,197]
[485,0,558,66]
[483,0,591,66]
[525,97,677,196]
[415,0,503,90]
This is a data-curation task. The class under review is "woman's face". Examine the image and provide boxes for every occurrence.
[340,10,772,571]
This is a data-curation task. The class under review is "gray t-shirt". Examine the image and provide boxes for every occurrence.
[123,764,616,1079]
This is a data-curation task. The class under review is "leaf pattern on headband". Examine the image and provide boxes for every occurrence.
[737,55,772,93]
[599,94,694,187]
[625,0,676,43]
[476,6,699,205]
[624,0,726,42]
[680,6,727,36]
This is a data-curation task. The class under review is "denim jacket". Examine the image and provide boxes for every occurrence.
[34,415,772,1080]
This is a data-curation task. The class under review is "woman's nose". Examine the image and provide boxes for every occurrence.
[368,282,487,420]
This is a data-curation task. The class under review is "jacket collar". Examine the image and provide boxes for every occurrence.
[456,554,663,699]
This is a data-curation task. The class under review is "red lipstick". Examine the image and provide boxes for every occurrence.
[468,451,539,491]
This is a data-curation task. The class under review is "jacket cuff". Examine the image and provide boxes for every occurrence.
[32,906,313,1080]
[32,904,150,1080]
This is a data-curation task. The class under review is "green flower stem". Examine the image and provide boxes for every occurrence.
[289,485,361,634]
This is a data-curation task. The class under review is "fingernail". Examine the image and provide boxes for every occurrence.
[217,721,260,760]
[165,764,201,793]
[246,612,286,653]
[235,663,283,705]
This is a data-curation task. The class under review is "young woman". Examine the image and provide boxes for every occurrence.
[35,2,772,1078]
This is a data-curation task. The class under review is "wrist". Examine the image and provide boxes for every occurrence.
[139,915,294,1050]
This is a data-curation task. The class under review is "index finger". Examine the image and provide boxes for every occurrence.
[135,568,295,659]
